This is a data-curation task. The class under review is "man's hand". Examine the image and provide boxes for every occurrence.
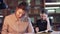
[35,27,39,33]
[45,14,49,21]
[45,30,48,32]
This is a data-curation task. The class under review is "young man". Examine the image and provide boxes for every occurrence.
[35,12,51,33]
[1,2,34,34]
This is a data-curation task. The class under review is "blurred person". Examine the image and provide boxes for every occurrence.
[0,0,8,9]
[1,2,34,34]
[35,11,52,33]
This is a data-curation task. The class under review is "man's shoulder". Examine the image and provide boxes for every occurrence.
[37,19,41,21]
[5,13,14,19]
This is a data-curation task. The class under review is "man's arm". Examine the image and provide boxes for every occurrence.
[46,18,51,32]
[1,17,8,34]
[27,18,34,33]
[35,20,39,33]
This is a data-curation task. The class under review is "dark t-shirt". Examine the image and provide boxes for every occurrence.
[36,19,47,32]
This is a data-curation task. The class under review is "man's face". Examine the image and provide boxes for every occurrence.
[40,13,47,20]
[15,8,25,18]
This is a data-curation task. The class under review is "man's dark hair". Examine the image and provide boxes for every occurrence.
[17,2,28,10]
[40,9,48,14]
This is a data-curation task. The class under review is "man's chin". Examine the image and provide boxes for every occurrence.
[42,19,46,20]
[19,17,22,18]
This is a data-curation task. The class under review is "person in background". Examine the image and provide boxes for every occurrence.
[35,10,52,33]
[1,2,34,34]
[0,0,8,9]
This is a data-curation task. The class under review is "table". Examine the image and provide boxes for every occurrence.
[0,31,60,34]
[36,31,60,34]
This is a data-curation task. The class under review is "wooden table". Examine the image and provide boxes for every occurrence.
[36,31,60,34]
[0,31,60,34]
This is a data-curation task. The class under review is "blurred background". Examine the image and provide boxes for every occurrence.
[0,0,60,33]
